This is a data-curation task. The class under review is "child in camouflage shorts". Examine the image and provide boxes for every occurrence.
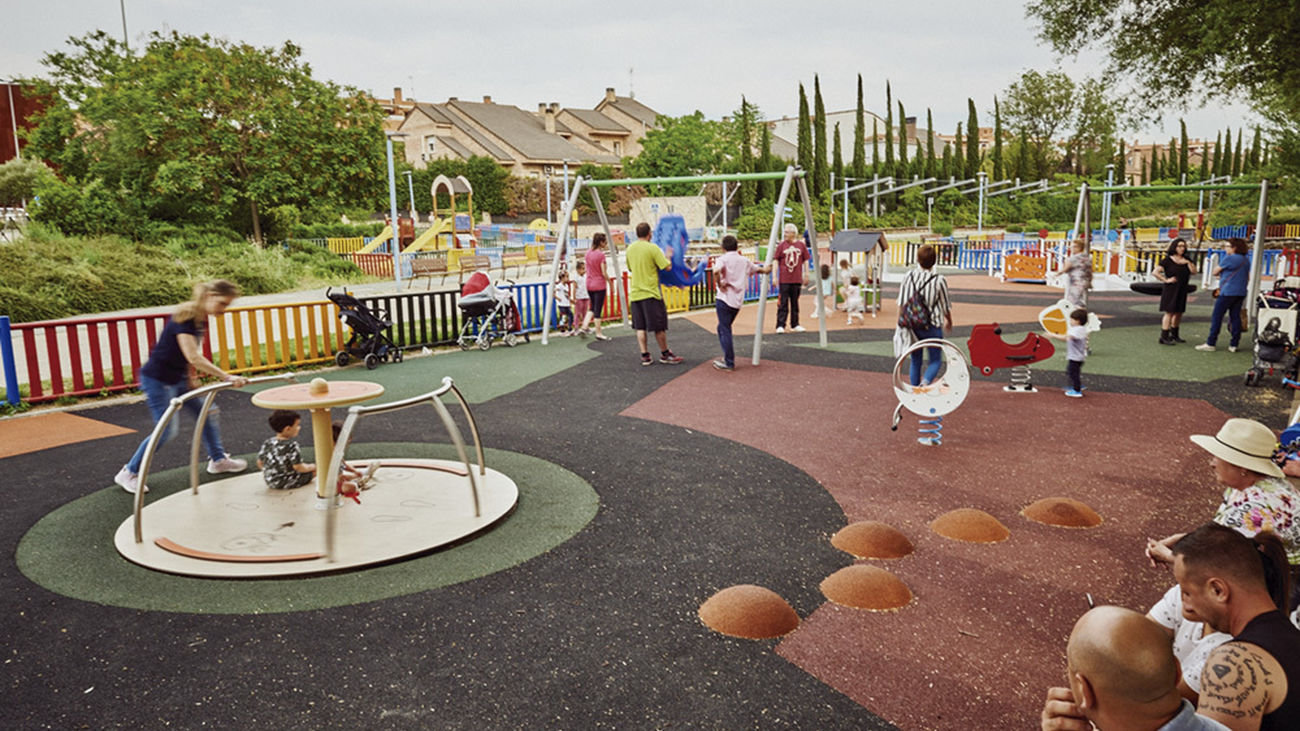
[257,409,316,489]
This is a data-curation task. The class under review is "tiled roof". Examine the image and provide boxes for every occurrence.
[448,100,619,164]
[562,109,627,134]
[605,96,659,127]
[436,135,474,159]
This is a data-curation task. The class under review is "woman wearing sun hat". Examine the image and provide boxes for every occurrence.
[1146,417,1300,608]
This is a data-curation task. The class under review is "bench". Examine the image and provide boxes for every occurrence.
[501,251,529,278]
[458,255,493,285]
[409,257,448,289]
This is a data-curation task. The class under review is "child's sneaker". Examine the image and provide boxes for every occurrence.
[594,334,610,341]
[712,360,733,372]
[640,354,653,367]
[114,466,149,494]
[1064,389,1084,398]
[207,455,248,474]
[659,351,684,365]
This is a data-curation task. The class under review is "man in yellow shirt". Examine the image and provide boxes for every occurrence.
[625,222,684,366]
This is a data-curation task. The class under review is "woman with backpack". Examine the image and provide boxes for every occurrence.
[895,244,953,388]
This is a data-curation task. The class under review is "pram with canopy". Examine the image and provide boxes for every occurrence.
[456,272,527,350]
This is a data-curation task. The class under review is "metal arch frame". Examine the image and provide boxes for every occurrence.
[132,373,299,543]
[538,168,825,361]
[323,377,484,561]
[1073,179,1271,325]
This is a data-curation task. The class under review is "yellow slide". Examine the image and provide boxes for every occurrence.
[356,225,393,254]
[405,218,454,252]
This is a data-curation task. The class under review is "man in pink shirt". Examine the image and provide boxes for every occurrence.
[713,235,771,371]
[773,223,810,333]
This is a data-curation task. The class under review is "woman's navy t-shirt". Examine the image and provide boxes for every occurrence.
[139,318,203,384]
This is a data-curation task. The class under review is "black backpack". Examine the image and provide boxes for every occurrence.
[898,274,935,330]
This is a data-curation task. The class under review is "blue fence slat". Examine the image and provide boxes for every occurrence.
[1,316,18,405]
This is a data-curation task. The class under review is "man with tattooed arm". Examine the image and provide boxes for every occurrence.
[1172,523,1300,730]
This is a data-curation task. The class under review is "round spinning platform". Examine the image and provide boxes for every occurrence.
[114,459,518,578]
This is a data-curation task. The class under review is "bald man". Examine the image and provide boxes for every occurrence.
[1041,606,1229,730]
[772,223,809,333]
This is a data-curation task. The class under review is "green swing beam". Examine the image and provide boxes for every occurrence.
[582,171,804,188]
[1089,183,1261,193]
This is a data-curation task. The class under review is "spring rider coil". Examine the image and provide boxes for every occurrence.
[1005,365,1036,392]
[890,339,970,447]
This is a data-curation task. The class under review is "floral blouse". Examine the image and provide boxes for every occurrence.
[1214,475,1300,564]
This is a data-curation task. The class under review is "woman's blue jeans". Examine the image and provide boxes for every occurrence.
[124,375,226,474]
[1205,294,1245,348]
[910,326,945,386]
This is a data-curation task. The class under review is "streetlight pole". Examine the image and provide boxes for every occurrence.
[927,196,934,231]
[384,132,406,289]
[1101,164,1115,234]
[403,170,415,217]
[976,171,987,232]
[120,0,129,50]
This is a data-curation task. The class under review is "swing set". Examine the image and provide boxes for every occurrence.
[540,167,830,365]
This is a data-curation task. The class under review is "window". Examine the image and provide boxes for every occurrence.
[613,141,622,155]
[425,136,437,153]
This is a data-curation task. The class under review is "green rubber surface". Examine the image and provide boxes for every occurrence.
[17,443,598,614]
[803,324,1253,382]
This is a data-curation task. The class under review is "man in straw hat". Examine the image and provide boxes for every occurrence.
[1040,605,1229,730]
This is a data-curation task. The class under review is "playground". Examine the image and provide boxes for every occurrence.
[4,266,1296,728]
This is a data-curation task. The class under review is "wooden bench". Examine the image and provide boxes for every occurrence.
[409,257,448,289]
[458,255,493,284]
[501,251,529,278]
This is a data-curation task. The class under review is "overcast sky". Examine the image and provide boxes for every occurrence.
[3,1,1259,145]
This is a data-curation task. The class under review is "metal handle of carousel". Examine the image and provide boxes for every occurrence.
[132,373,299,543]
[323,376,484,562]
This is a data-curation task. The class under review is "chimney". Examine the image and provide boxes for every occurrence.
[448,96,458,102]
[543,104,556,134]
[605,87,616,103]
[905,116,917,142]
[483,95,492,104]
[538,103,547,113]
[393,87,404,104]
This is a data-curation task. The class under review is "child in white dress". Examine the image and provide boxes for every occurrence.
[842,276,866,324]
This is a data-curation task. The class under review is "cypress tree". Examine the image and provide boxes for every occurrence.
[912,140,924,178]
[965,98,980,180]
[1232,128,1243,176]
[954,123,964,180]
[942,142,953,180]
[897,101,908,178]
[1220,127,1232,176]
[1206,130,1216,176]
[992,97,1004,181]
[884,82,894,172]
[813,75,828,196]
[851,74,867,211]
[1116,139,1126,186]
[832,121,844,194]
[797,83,812,176]
[871,119,880,176]
[757,124,774,201]
[1179,119,1189,179]
[1168,137,1179,181]
[1248,127,1262,172]
[1140,151,1148,185]
[738,96,756,207]
[925,108,937,179]
[1198,139,1208,180]
[1154,148,1165,180]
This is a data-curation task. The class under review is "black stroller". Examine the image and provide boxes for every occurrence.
[327,287,403,370]
[456,274,527,350]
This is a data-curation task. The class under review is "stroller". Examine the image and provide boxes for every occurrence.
[1244,286,1300,387]
[456,272,528,350]
[327,287,403,370]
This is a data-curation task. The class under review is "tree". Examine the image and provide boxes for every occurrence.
[954,124,964,180]
[884,81,894,172]
[796,84,812,177]
[1198,139,1209,180]
[1116,139,1127,184]
[991,98,1005,181]
[1248,127,1262,172]
[1068,77,1117,176]
[757,124,774,202]
[1015,129,1031,181]
[871,119,880,176]
[1232,128,1243,176]
[1179,119,1190,179]
[1140,151,1148,185]
[25,30,386,243]
[965,99,980,180]
[813,75,828,196]
[0,157,57,206]
[1000,69,1075,180]
[1028,0,1299,170]
[925,108,937,179]
[734,96,758,206]
[851,74,867,211]
[897,101,908,178]
[1168,137,1179,181]
[941,142,954,180]
[627,111,725,193]
[1211,131,1223,177]
[832,122,844,194]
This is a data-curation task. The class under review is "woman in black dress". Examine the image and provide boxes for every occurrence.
[1154,237,1197,344]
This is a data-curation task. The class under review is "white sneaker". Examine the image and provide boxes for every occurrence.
[793,325,806,332]
[114,466,149,494]
[1195,344,1216,352]
[1228,346,1239,353]
[775,326,785,333]
[207,455,248,474]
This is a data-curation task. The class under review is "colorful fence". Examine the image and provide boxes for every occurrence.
[2,261,784,405]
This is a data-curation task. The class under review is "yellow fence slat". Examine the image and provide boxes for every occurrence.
[663,286,690,313]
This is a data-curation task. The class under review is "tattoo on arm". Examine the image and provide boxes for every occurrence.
[1198,643,1274,720]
